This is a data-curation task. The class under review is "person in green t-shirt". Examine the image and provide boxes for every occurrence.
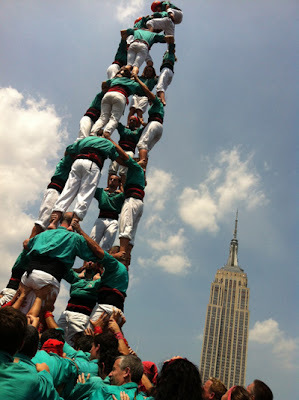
[156,37,176,106]
[90,175,124,251]
[147,1,183,36]
[127,64,158,125]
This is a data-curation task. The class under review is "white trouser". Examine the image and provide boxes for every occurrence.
[168,8,183,24]
[130,95,149,113]
[109,150,134,177]
[77,116,96,140]
[146,17,175,36]
[127,41,149,69]
[156,67,174,93]
[90,217,119,251]
[54,159,101,221]
[107,63,121,80]
[0,288,16,306]
[91,92,127,136]
[57,310,89,346]
[89,304,125,327]
[20,270,60,314]
[119,197,143,245]
[137,121,163,152]
[35,188,59,230]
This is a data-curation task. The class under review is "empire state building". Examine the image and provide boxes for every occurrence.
[200,212,250,387]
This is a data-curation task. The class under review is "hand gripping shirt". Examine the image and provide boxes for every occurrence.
[0,351,61,400]
[32,350,77,398]
[89,382,145,400]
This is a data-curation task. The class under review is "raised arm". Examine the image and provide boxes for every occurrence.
[72,221,105,260]
[132,74,156,101]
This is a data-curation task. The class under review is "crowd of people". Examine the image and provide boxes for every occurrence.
[0,2,274,399]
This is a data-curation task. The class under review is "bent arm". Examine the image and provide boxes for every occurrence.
[133,75,155,101]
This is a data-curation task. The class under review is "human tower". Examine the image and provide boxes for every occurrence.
[0,1,183,345]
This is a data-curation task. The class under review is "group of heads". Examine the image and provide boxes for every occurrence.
[202,377,273,400]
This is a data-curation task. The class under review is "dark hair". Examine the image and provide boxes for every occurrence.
[230,386,251,400]
[0,307,27,355]
[40,328,65,347]
[253,380,273,400]
[95,332,120,378]
[74,334,93,352]
[117,355,144,384]
[19,325,39,358]
[142,65,156,78]
[154,358,203,400]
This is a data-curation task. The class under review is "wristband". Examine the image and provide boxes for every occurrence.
[44,311,54,319]
[94,326,103,335]
[115,331,124,341]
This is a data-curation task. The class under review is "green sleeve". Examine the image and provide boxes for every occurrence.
[126,28,135,36]
[154,33,166,43]
[63,269,79,285]
[37,370,63,400]
[117,122,125,136]
[68,377,105,400]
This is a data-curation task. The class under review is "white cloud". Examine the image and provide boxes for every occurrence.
[116,0,147,24]
[146,168,175,211]
[249,318,299,369]
[0,87,69,288]
[156,253,191,275]
[179,147,267,233]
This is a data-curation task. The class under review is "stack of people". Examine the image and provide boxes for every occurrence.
[0,2,273,400]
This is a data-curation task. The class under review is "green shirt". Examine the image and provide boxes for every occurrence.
[69,277,102,302]
[89,381,145,400]
[32,350,78,398]
[66,137,119,162]
[126,28,165,47]
[161,43,176,71]
[148,95,165,120]
[68,376,105,400]
[0,351,59,400]
[100,251,129,294]
[106,76,143,97]
[94,188,125,214]
[125,157,146,190]
[140,75,158,91]
[26,227,100,269]
[162,1,181,11]
[113,39,127,66]
[89,91,105,111]
[63,342,99,377]
[117,122,143,153]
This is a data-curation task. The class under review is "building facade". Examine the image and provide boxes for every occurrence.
[200,212,250,388]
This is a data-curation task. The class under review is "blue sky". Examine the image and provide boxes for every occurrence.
[0,1,297,398]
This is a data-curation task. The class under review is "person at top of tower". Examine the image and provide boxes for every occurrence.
[147,1,183,36]
[156,36,176,106]
[127,64,158,126]
[121,28,169,76]
[89,68,145,139]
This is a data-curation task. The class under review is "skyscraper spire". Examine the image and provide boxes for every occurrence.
[226,210,239,267]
